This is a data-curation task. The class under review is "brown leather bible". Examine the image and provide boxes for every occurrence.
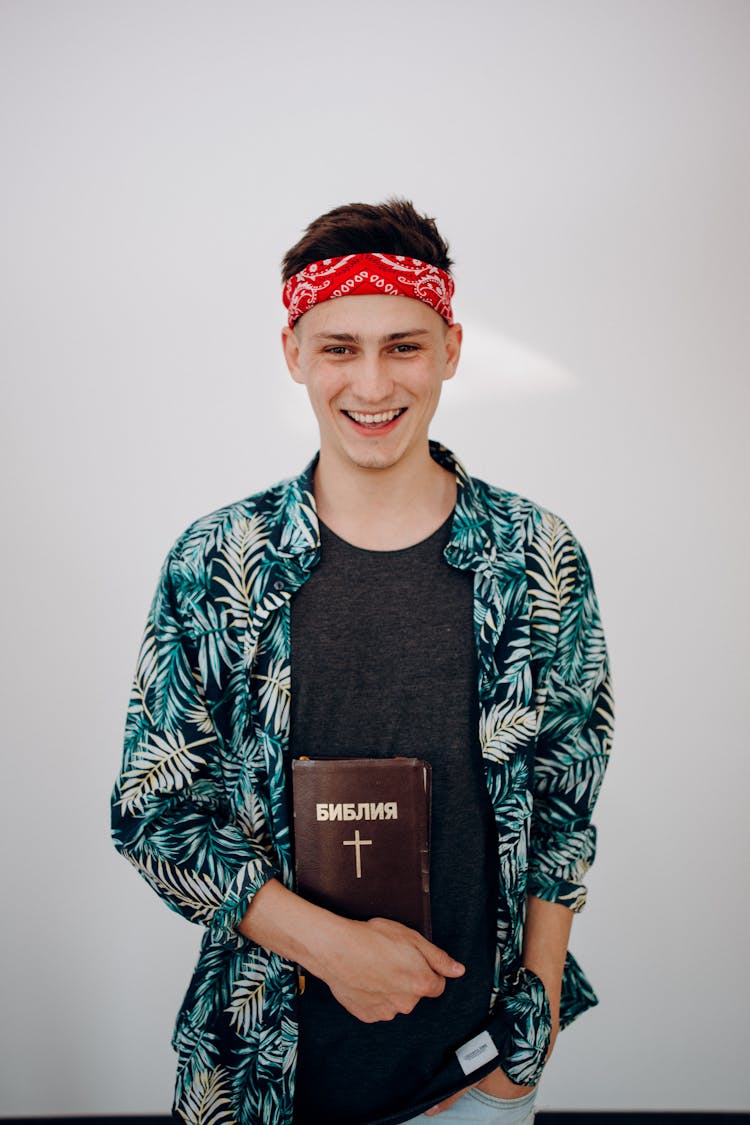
[291,757,432,938]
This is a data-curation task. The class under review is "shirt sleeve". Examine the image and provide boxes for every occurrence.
[527,523,614,912]
[111,544,278,944]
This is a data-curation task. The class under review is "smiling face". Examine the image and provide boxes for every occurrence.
[282,294,462,479]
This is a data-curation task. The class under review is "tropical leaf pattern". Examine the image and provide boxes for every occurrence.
[496,967,552,1085]
[117,729,213,813]
[177,1064,236,1125]
[479,700,539,763]
[111,442,614,1121]
[226,960,265,1037]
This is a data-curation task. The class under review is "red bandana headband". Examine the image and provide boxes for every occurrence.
[282,252,455,328]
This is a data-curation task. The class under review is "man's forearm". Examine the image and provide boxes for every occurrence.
[522,894,574,1055]
[238,878,465,1024]
[238,876,344,977]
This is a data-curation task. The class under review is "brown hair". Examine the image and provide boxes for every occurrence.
[281,198,454,283]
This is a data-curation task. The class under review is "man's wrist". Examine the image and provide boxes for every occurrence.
[521,894,572,1059]
[238,877,354,981]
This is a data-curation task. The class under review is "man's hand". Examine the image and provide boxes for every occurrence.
[318,916,466,1023]
[431,893,567,1114]
[238,880,464,1023]
[425,895,572,1115]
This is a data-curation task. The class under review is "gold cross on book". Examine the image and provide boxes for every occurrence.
[343,829,373,878]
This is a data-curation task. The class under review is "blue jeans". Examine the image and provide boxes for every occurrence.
[404,1084,538,1125]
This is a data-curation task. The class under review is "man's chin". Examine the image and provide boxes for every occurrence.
[324,432,419,474]
[346,451,401,472]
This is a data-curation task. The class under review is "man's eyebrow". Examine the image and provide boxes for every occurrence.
[311,332,361,343]
[381,330,431,343]
[311,329,431,344]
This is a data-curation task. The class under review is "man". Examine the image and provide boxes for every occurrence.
[112,199,614,1125]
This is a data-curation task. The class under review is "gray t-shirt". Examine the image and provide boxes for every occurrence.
[289,514,498,1125]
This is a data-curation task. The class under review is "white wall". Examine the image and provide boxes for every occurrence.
[1,0,748,1114]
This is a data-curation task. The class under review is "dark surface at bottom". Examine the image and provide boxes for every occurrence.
[2,1113,749,1124]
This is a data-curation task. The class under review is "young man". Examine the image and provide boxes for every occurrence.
[112,200,614,1125]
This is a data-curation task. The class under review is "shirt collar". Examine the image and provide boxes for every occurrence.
[274,441,502,573]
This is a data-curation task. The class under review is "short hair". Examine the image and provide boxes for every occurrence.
[281,198,454,283]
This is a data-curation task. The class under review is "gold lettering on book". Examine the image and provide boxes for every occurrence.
[343,829,373,878]
[316,802,398,822]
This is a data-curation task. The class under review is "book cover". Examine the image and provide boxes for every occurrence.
[292,757,432,938]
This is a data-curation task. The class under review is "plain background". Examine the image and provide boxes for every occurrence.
[1,0,748,1114]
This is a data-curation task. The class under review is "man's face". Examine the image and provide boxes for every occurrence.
[281,294,462,476]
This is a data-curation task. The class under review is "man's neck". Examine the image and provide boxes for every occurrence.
[313,447,457,551]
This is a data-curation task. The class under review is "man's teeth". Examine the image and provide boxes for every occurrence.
[347,409,404,424]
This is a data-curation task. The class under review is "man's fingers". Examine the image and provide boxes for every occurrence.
[365,918,464,982]
[421,939,465,979]
[424,973,447,999]
[325,918,464,1024]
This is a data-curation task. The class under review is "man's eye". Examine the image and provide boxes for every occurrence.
[324,346,351,355]
[392,344,419,354]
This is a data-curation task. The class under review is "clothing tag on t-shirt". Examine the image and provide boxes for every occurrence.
[455,1029,499,1076]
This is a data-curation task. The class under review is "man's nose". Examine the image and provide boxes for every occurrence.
[353,353,395,402]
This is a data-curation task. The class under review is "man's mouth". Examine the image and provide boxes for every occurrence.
[341,408,407,430]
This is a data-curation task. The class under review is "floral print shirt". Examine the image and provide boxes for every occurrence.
[111,442,614,1125]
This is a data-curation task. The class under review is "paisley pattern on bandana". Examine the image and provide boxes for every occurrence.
[282,253,455,327]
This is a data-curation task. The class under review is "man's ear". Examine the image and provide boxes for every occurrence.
[281,325,305,384]
[443,322,463,381]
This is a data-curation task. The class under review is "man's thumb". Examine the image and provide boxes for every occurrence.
[424,942,465,978]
